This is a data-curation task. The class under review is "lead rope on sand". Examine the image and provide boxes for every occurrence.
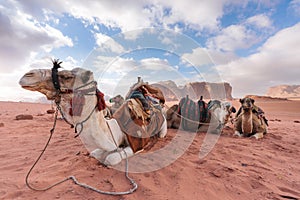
[25,106,138,195]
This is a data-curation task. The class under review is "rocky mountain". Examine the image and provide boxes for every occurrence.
[152,80,233,101]
[266,85,300,98]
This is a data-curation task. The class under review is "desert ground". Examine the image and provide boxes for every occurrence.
[0,99,299,200]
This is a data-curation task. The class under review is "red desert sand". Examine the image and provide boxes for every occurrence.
[0,99,299,200]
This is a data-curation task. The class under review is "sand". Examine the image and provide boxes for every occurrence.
[0,100,299,200]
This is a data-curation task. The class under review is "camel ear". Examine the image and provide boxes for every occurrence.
[81,71,92,83]
[239,98,243,103]
[251,98,255,104]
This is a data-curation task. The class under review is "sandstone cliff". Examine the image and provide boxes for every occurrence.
[266,85,300,98]
[152,80,233,101]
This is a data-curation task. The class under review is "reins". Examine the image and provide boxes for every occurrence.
[25,104,138,195]
[25,60,138,196]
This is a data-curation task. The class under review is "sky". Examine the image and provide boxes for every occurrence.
[0,0,300,101]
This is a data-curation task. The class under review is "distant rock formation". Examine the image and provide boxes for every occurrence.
[245,95,288,101]
[152,80,233,101]
[15,114,33,120]
[266,85,300,98]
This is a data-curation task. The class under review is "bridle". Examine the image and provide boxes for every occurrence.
[50,60,99,137]
[25,60,138,195]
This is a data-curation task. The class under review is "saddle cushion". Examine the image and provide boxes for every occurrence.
[178,96,208,131]
[113,99,165,153]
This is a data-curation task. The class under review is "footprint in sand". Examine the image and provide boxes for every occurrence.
[277,186,300,200]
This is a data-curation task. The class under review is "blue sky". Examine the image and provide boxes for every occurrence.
[0,0,300,101]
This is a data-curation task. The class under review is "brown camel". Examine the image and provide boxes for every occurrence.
[166,97,236,133]
[234,97,268,139]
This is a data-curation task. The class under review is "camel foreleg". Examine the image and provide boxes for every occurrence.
[103,147,134,166]
[234,131,242,137]
[250,132,264,139]
[158,118,168,138]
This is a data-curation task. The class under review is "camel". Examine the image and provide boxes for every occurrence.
[109,94,124,115]
[19,60,167,166]
[234,97,268,139]
[166,97,236,133]
[166,104,181,129]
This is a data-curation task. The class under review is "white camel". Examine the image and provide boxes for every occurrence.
[19,61,167,166]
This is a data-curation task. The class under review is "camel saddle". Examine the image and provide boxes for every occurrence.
[178,96,208,131]
[113,98,165,153]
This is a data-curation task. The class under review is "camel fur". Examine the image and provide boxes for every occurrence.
[19,62,167,166]
[234,97,268,139]
[166,98,236,133]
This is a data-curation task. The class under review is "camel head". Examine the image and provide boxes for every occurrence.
[19,60,94,100]
[208,100,236,125]
[109,94,124,104]
[240,97,254,112]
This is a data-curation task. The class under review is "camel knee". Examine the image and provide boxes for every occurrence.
[104,147,134,166]
[90,148,107,162]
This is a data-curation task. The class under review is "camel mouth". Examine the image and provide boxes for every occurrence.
[21,85,35,91]
[242,106,252,111]
[20,84,43,92]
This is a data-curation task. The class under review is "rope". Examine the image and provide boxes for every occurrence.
[25,106,70,191]
[68,150,138,195]
[164,104,220,126]
[74,105,97,138]
[25,104,138,196]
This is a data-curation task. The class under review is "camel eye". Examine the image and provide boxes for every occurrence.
[60,75,74,80]
[25,72,34,77]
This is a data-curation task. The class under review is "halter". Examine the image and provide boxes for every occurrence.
[51,59,96,101]
[25,60,137,195]
[50,60,103,137]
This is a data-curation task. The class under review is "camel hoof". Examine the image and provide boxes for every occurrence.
[250,135,259,139]
[251,133,264,139]
[104,151,122,166]
[234,131,242,137]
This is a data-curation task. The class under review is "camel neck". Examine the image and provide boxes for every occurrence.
[241,110,253,134]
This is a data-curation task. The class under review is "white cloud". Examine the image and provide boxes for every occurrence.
[95,33,125,53]
[207,24,258,52]
[160,0,225,32]
[206,13,274,53]
[0,1,73,73]
[289,0,300,16]
[181,48,213,67]
[15,0,229,34]
[140,57,174,71]
[246,14,273,29]
[216,23,300,97]
[182,47,238,67]
[122,29,146,40]
[100,57,138,76]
